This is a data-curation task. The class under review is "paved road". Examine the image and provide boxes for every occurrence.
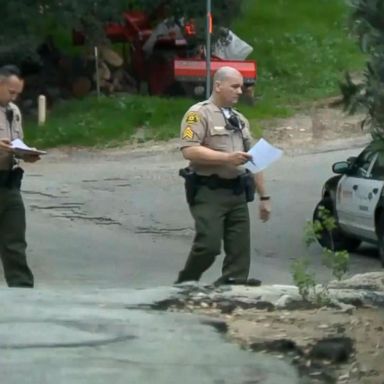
[0,287,301,384]
[0,140,381,384]
[2,141,381,289]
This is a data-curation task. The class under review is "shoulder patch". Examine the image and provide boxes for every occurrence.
[182,126,195,140]
[185,112,200,124]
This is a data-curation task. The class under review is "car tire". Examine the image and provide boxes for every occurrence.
[313,197,361,252]
[376,214,384,267]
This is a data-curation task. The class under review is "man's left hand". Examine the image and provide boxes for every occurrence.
[259,200,271,222]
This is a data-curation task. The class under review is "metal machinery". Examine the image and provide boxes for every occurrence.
[73,9,257,97]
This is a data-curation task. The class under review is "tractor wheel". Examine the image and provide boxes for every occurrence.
[313,197,361,252]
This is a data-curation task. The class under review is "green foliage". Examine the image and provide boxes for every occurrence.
[0,0,242,65]
[306,205,337,247]
[0,0,119,64]
[341,0,384,140]
[290,257,330,305]
[21,0,365,146]
[290,257,316,302]
[45,0,137,46]
[24,95,267,147]
[307,205,350,281]
[25,95,194,148]
[291,206,350,303]
[234,0,363,108]
[322,248,349,281]
[1,1,44,64]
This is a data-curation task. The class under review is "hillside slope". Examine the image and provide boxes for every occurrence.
[26,0,365,147]
[233,0,363,118]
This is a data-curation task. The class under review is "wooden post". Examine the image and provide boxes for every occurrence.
[94,46,101,99]
[38,95,46,126]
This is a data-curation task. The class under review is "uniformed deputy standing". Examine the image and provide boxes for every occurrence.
[0,65,40,287]
[175,66,271,285]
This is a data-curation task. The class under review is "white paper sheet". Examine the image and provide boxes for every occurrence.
[12,139,32,150]
[245,138,283,172]
[11,139,47,155]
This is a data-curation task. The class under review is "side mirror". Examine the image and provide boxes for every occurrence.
[332,161,351,174]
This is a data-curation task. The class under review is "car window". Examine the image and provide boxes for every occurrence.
[370,152,384,180]
[350,148,376,178]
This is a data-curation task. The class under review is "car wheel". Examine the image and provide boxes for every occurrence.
[313,197,361,252]
[376,214,384,267]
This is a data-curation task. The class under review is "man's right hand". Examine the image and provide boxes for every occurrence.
[0,139,12,152]
[226,151,252,166]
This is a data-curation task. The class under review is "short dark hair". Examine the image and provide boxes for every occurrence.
[0,65,21,78]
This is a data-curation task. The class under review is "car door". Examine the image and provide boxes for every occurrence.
[336,149,384,240]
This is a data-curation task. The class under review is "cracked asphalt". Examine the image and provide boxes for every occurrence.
[0,287,302,384]
[2,140,381,289]
[1,139,383,384]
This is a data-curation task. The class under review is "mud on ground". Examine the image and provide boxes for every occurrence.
[226,306,384,384]
[263,103,369,153]
[173,303,384,384]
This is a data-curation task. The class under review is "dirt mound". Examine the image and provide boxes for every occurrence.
[263,105,369,153]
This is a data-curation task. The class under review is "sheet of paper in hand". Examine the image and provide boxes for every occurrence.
[11,139,47,156]
[245,138,283,172]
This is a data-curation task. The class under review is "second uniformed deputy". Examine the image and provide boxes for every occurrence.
[175,66,271,285]
[0,65,39,287]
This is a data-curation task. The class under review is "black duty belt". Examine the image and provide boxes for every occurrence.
[196,174,241,190]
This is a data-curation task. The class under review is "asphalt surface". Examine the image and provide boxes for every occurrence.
[0,136,381,384]
[1,136,377,289]
[0,287,300,384]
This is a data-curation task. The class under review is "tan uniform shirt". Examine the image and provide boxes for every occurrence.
[0,103,23,170]
[180,99,253,179]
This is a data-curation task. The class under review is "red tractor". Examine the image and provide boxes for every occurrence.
[73,9,257,98]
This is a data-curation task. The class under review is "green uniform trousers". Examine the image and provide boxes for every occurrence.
[176,186,250,283]
[0,187,34,287]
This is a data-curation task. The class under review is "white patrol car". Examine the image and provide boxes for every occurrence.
[313,142,384,266]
